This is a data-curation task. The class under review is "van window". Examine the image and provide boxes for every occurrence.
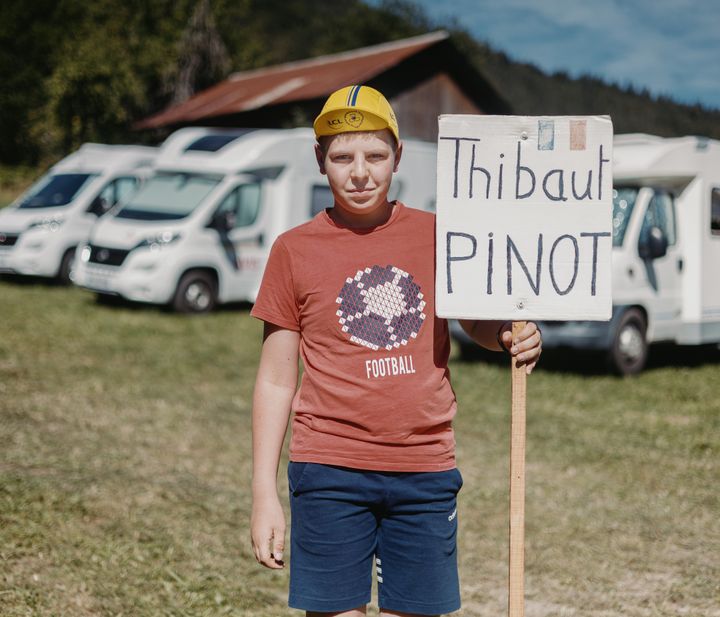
[640,191,676,247]
[88,177,139,216]
[114,177,140,204]
[712,188,720,236]
[185,132,254,152]
[216,183,262,228]
[116,172,220,221]
[17,173,96,209]
[311,185,333,217]
[612,186,639,247]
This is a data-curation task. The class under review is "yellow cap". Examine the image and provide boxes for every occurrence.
[313,85,399,143]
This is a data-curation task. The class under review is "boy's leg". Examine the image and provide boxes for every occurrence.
[375,468,463,616]
[289,463,380,612]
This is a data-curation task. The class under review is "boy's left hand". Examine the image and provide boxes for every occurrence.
[498,321,542,374]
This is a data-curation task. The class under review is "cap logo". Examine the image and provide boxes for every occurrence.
[327,117,344,131]
[345,111,364,128]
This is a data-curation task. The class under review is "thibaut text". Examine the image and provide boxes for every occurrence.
[439,137,610,202]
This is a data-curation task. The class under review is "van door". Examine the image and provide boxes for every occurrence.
[637,189,682,340]
[69,177,141,270]
[210,180,266,301]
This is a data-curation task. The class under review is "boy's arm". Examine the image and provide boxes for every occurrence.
[459,319,542,374]
[251,322,300,569]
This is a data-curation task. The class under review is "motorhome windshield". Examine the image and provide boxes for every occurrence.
[612,186,639,247]
[17,173,96,209]
[116,172,221,221]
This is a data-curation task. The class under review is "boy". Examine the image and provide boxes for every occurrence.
[250,85,542,616]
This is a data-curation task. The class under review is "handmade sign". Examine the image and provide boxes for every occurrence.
[435,115,614,321]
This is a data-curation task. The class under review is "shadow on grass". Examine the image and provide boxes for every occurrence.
[88,293,253,315]
[456,344,720,376]
[644,343,720,369]
[0,272,65,286]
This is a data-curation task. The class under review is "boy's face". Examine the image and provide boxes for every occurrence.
[315,130,402,221]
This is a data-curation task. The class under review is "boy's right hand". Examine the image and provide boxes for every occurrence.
[250,494,286,569]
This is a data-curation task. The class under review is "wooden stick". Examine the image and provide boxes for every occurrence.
[508,320,527,617]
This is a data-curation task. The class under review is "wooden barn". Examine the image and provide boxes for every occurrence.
[136,31,509,142]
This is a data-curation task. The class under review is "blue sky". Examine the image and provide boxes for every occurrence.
[400,0,720,110]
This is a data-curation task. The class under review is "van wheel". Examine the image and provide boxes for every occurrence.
[172,271,217,314]
[608,308,647,376]
[57,248,76,285]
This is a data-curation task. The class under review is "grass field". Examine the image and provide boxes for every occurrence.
[1,278,718,616]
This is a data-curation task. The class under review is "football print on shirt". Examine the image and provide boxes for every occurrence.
[335,265,426,351]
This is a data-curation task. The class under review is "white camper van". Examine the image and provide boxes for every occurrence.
[73,127,437,312]
[0,144,157,282]
[524,134,720,375]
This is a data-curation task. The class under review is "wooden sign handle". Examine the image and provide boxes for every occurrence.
[509,320,527,617]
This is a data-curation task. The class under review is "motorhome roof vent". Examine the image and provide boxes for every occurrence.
[185,134,246,152]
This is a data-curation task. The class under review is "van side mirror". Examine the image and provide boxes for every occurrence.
[88,196,111,217]
[210,210,236,232]
[639,225,668,260]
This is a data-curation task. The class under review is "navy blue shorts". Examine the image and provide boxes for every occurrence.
[288,462,463,615]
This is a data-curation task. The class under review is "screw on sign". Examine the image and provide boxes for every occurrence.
[435,115,614,616]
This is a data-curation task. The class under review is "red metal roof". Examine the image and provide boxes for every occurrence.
[136,31,449,129]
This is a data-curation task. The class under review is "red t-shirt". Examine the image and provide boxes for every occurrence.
[251,202,457,471]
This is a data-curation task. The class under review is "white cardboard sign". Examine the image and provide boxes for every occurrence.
[435,115,614,321]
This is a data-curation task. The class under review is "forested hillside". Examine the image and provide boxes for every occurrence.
[453,31,720,138]
[1,0,718,167]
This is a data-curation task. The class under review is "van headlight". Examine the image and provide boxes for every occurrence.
[80,245,91,262]
[28,217,65,232]
[134,232,181,252]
